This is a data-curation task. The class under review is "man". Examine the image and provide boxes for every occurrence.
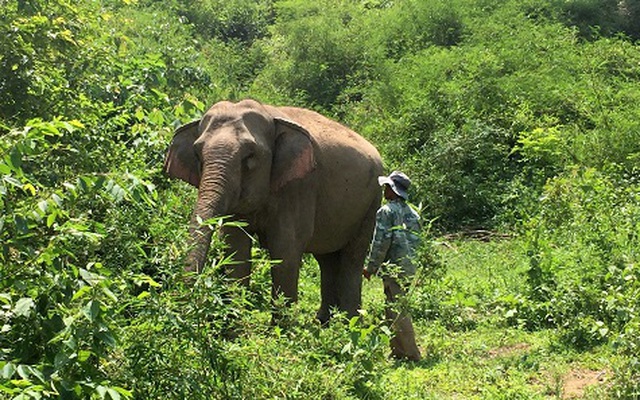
[363,171,421,361]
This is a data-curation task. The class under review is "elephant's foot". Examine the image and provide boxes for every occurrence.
[316,308,331,326]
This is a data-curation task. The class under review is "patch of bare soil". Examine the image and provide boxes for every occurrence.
[562,369,607,399]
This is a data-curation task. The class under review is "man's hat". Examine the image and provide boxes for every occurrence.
[377,171,411,200]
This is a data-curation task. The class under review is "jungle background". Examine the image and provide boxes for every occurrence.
[1,0,639,398]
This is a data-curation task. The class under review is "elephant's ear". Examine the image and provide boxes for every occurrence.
[271,118,316,192]
[163,120,202,187]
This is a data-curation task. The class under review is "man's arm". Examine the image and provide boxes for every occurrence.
[364,208,393,277]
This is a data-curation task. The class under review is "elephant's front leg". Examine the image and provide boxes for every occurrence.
[266,216,311,307]
[220,224,252,286]
[265,183,316,315]
[268,258,302,326]
[271,255,301,304]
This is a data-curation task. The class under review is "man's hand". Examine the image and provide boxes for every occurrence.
[363,269,372,280]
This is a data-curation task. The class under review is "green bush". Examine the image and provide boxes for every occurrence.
[379,0,466,59]
[0,1,89,123]
[514,168,639,350]
[559,0,640,40]
[3,0,640,397]
[175,0,275,43]
[252,0,386,110]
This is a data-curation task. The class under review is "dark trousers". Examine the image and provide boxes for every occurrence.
[383,277,421,361]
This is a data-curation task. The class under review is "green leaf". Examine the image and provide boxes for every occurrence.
[4,176,22,188]
[78,176,91,192]
[82,300,101,322]
[71,285,92,301]
[134,274,161,288]
[9,379,30,388]
[0,162,11,174]
[96,385,108,399]
[51,193,63,206]
[96,331,116,348]
[107,388,121,400]
[341,342,353,354]
[1,362,15,379]
[16,365,29,380]
[79,268,103,286]
[0,384,19,394]
[14,215,28,235]
[26,366,44,384]
[0,293,11,305]
[136,291,150,299]
[112,387,133,399]
[39,123,61,137]
[46,212,57,228]
[77,350,92,362]
[94,175,106,190]
[37,200,48,214]
[10,149,22,171]
[147,109,165,125]
[101,286,118,303]
[63,336,77,351]
[134,108,145,121]
[63,182,77,196]
[14,298,34,318]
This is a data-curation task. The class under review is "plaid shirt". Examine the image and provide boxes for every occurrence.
[366,199,421,277]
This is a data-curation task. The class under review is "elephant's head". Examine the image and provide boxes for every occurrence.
[164,99,316,272]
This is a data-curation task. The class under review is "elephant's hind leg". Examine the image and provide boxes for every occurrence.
[336,197,380,318]
[335,248,365,319]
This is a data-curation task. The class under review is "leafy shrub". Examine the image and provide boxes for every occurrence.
[3,0,640,396]
[0,1,88,123]
[0,116,168,398]
[117,259,246,399]
[610,316,640,398]
[558,0,640,40]
[513,168,639,350]
[379,0,466,59]
[252,0,386,110]
[221,309,390,399]
[175,0,275,43]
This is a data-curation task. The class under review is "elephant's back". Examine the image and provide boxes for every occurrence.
[278,107,381,166]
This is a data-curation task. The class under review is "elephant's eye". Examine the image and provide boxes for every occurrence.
[243,153,257,170]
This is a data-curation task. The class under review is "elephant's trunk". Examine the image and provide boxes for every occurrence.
[186,160,236,273]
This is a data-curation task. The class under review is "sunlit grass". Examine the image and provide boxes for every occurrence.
[232,238,619,399]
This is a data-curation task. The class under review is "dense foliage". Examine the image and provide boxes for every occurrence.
[1,0,639,398]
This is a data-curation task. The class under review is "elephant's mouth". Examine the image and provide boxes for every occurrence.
[233,181,270,215]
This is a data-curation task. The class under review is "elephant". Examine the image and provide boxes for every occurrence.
[163,99,383,323]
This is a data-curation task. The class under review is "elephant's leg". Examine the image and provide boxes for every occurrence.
[268,251,304,325]
[336,248,364,318]
[220,224,252,286]
[265,179,316,304]
[270,258,301,303]
[267,251,303,326]
[336,199,379,318]
[314,251,341,324]
[267,235,305,305]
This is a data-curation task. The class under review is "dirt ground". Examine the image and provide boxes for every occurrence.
[562,369,607,399]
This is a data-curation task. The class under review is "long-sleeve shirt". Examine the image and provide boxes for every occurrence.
[365,199,421,277]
